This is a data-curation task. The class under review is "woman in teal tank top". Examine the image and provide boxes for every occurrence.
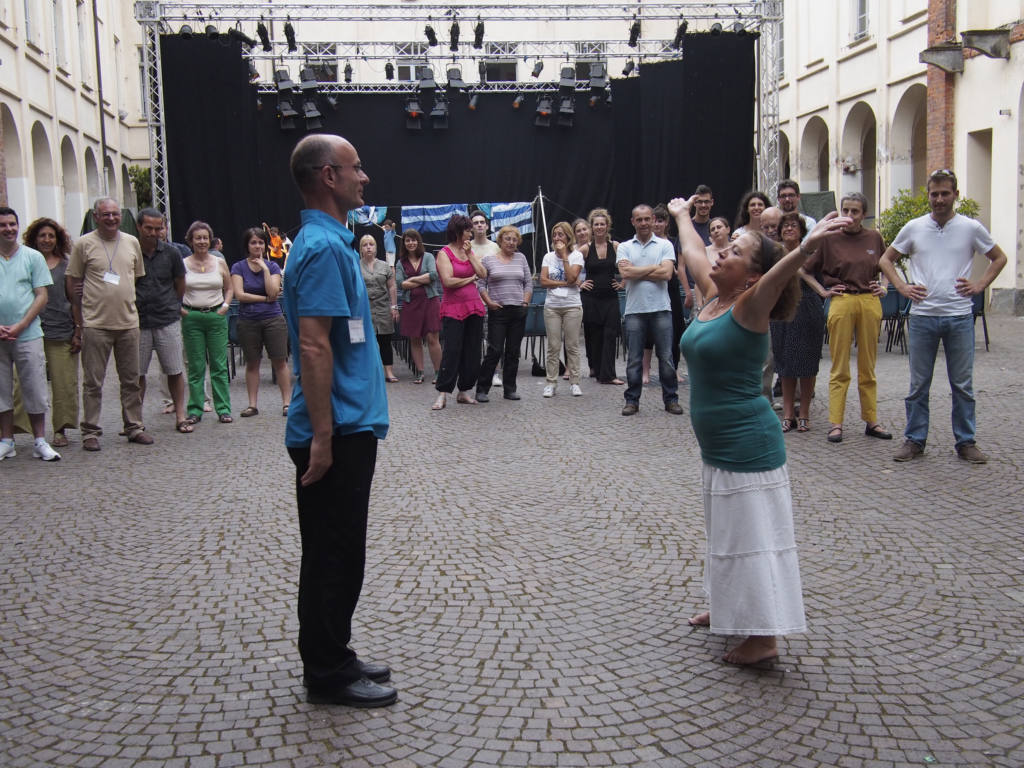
[669,195,849,665]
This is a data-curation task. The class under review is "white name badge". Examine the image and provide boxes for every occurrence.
[348,318,366,344]
[103,271,120,285]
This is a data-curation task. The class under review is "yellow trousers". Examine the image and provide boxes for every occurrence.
[12,338,80,434]
[825,293,881,424]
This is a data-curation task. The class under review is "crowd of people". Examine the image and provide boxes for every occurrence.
[0,129,1007,704]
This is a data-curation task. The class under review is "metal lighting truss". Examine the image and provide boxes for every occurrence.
[135,1,781,214]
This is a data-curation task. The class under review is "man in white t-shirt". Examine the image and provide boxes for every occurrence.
[777,180,817,231]
[880,169,1006,464]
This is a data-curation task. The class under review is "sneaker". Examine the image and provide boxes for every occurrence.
[33,439,61,462]
[621,403,639,416]
[956,443,988,464]
[570,384,583,397]
[0,440,15,460]
[893,440,924,462]
[492,373,502,386]
[542,385,556,398]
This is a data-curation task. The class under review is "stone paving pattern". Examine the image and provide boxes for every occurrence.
[1,316,1022,768]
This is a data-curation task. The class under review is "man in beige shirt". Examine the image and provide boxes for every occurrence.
[67,197,153,450]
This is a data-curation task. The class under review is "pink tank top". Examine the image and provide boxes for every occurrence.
[439,246,486,321]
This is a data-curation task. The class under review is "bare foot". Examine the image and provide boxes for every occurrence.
[456,393,478,404]
[722,635,778,665]
[687,611,710,627]
[161,403,175,414]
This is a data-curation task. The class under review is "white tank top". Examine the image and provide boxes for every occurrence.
[184,259,224,308]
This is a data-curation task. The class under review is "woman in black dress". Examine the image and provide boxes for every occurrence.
[770,212,825,432]
[579,208,623,384]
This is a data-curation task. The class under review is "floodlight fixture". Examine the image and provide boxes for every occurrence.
[531,60,543,78]
[468,93,480,111]
[405,96,423,129]
[557,95,575,127]
[449,21,460,52]
[277,98,298,130]
[588,62,607,89]
[535,94,553,127]
[274,69,295,92]
[256,21,271,51]
[299,67,318,95]
[431,95,449,129]
[325,95,338,110]
[622,59,635,76]
[733,21,745,34]
[628,17,641,47]
[247,59,260,83]
[512,93,524,109]
[227,27,256,47]
[478,61,487,82]
[559,66,575,89]
[447,66,466,89]
[473,19,484,49]
[710,22,723,35]
[303,100,322,130]
[284,20,297,52]
[417,66,436,90]
[605,87,612,107]
[673,20,688,49]
[424,24,438,46]
[385,62,395,80]
[344,63,353,83]
[205,24,218,39]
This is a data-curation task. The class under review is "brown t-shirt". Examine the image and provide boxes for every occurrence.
[804,227,884,292]
[68,231,146,329]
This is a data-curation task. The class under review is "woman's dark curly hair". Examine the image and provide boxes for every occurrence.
[23,217,72,258]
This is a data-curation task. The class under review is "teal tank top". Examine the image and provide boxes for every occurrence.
[679,306,786,472]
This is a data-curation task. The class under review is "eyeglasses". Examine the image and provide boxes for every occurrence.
[313,163,365,174]
[777,192,798,199]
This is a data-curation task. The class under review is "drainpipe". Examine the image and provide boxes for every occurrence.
[92,0,109,197]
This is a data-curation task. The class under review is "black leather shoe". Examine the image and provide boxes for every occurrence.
[307,677,397,708]
[864,424,893,440]
[355,659,391,683]
[475,391,489,403]
[503,392,521,400]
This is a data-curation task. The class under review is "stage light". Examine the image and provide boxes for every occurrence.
[205,24,218,39]
[303,100,322,130]
[431,95,449,129]
[284,20,297,52]
[405,96,423,129]
[473,19,484,49]
[512,93,524,109]
[733,21,746,34]
[447,66,466,90]
[531,61,543,78]
[449,21,460,52]
[179,24,193,38]
[325,95,338,110]
[257,21,271,51]
[478,61,487,82]
[535,95,553,127]
[588,61,607,90]
[227,27,256,47]
[468,93,479,111]
[710,22,723,35]
[557,96,574,127]
[277,98,297,130]
[622,60,635,76]
[299,67,318,97]
[424,24,438,46]
[274,69,295,92]
[628,17,641,47]
[385,62,395,80]
[559,65,575,89]
[673,20,688,49]
[605,87,612,107]
[344,63,353,83]
[248,59,260,83]
[417,66,436,90]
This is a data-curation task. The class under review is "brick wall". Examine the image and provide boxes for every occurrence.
[926,0,956,173]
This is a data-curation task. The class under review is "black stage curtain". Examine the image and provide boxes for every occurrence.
[161,35,754,261]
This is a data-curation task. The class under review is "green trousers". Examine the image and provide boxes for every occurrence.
[181,309,231,418]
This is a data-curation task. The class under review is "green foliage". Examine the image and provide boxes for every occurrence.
[877,187,979,246]
[127,165,152,209]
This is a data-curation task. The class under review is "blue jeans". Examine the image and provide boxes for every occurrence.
[905,313,975,448]
[624,311,677,405]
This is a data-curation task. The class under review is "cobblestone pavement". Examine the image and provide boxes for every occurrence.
[2,316,1022,768]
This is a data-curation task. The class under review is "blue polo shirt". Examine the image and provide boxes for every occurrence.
[283,209,389,447]
[615,234,675,315]
[0,246,52,342]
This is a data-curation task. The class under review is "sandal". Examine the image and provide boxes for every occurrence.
[412,373,425,384]
[218,413,233,423]
[385,375,399,383]
[781,418,796,433]
[431,393,446,410]
[184,415,202,426]
[282,404,289,416]
[240,406,259,417]
[797,418,810,433]
[176,420,195,433]
[827,425,843,443]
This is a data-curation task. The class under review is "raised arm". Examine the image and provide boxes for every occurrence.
[668,196,716,300]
